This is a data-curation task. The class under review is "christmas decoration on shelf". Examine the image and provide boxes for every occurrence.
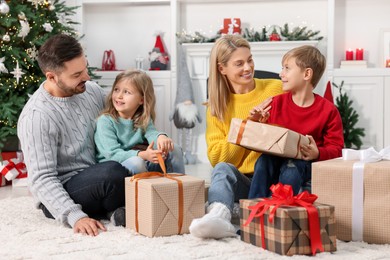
[177,22,323,43]
[280,23,323,41]
[149,34,169,70]
[220,18,241,35]
[332,81,365,149]
[0,0,81,152]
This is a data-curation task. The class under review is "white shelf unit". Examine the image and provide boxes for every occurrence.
[73,0,177,137]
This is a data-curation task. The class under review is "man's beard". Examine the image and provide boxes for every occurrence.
[56,79,86,96]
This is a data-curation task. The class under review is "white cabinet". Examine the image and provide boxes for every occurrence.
[333,68,390,149]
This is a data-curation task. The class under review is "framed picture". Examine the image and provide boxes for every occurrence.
[380,28,390,68]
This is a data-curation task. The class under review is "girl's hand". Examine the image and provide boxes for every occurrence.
[139,141,161,163]
[157,135,174,156]
[300,135,319,161]
[249,97,272,123]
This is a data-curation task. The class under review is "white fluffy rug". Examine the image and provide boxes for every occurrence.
[2,196,390,260]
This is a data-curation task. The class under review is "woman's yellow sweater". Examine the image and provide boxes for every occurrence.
[206,78,283,174]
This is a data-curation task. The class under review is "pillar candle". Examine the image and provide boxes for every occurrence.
[356,48,364,60]
[346,49,353,60]
[386,59,390,68]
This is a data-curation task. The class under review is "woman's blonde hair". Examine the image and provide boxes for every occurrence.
[208,35,251,121]
[101,69,156,130]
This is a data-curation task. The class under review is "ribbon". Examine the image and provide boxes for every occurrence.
[243,183,324,255]
[342,146,390,241]
[130,153,184,235]
[0,158,27,181]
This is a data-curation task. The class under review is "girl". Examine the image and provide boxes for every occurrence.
[94,69,185,175]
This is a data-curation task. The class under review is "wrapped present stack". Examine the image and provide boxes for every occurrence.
[312,147,390,244]
[240,183,336,256]
[125,154,205,237]
[1,151,28,187]
[228,118,310,159]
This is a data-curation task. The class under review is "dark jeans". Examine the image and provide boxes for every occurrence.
[248,154,312,198]
[40,161,129,220]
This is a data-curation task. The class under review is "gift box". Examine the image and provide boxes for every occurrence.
[125,156,205,237]
[240,184,336,256]
[312,147,390,244]
[1,151,27,187]
[228,118,310,159]
[220,18,241,35]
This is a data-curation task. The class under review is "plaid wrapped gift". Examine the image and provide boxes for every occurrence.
[125,154,205,237]
[312,147,390,244]
[240,184,336,256]
[228,118,309,159]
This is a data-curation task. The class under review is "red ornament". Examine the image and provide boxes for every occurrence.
[269,28,281,41]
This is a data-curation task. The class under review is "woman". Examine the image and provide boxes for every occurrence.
[189,35,283,239]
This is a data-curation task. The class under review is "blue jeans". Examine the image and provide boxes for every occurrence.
[208,162,252,212]
[40,161,129,220]
[121,144,185,174]
[248,154,312,198]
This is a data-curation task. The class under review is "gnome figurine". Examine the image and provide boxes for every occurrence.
[169,47,202,164]
[149,34,169,70]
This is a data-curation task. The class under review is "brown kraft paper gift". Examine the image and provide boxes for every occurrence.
[312,157,390,244]
[227,118,309,159]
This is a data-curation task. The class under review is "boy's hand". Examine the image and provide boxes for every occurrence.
[249,97,272,123]
[300,135,319,161]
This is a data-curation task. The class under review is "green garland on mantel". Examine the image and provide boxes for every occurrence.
[176,23,323,44]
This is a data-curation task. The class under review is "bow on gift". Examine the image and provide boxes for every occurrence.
[342,146,390,163]
[243,183,324,255]
[0,158,27,181]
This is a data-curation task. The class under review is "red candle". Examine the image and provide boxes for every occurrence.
[386,59,390,68]
[346,49,353,60]
[356,48,364,60]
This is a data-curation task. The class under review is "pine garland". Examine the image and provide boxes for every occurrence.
[279,23,323,41]
[333,81,365,149]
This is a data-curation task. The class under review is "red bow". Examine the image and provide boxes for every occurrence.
[244,183,324,255]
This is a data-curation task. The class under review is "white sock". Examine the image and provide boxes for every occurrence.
[189,202,237,239]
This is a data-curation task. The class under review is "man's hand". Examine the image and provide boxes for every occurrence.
[74,217,106,236]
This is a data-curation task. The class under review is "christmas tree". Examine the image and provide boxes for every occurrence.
[0,0,79,152]
[333,81,365,149]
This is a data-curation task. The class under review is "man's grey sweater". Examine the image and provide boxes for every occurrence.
[17,81,106,227]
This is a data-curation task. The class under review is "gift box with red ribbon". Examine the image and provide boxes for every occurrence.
[1,151,28,187]
[220,18,241,35]
[240,184,336,256]
[312,147,390,244]
[125,154,205,237]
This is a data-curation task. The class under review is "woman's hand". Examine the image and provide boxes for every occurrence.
[300,135,319,161]
[249,97,273,123]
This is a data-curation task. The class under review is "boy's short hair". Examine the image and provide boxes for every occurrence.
[282,45,326,88]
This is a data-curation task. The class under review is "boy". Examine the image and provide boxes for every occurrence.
[248,45,344,198]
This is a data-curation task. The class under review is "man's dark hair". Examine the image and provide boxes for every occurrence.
[37,34,83,73]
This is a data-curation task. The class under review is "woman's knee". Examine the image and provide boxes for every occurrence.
[211,162,238,181]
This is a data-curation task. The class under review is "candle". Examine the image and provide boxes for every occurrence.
[356,48,364,60]
[346,49,353,60]
[386,59,390,68]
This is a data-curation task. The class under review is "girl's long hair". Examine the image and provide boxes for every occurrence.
[100,69,156,130]
[208,35,251,121]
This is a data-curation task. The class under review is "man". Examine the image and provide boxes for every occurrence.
[17,34,128,236]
